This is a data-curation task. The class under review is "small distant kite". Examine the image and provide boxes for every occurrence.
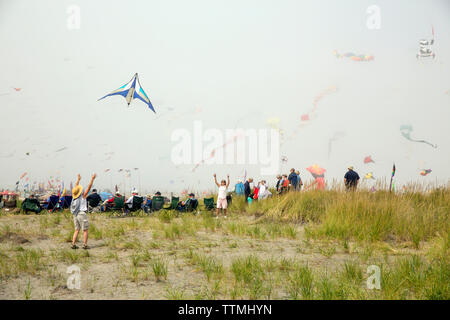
[192,131,244,172]
[364,156,375,164]
[400,125,437,148]
[420,169,432,176]
[289,86,338,141]
[364,172,375,180]
[281,155,288,163]
[13,87,21,91]
[417,26,435,59]
[104,168,110,173]
[328,131,346,158]
[55,147,68,152]
[98,73,156,112]
[333,50,374,61]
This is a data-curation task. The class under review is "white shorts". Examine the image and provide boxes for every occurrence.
[216,198,228,209]
[74,212,89,231]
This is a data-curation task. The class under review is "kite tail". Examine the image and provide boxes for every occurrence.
[411,139,437,148]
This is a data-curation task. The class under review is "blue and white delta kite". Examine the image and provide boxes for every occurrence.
[98,73,156,112]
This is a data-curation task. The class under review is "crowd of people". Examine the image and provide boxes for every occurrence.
[1,167,361,249]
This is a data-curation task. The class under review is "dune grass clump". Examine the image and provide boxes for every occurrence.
[151,258,168,281]
[228,186,449,244]
[184,249,223,281]
[312,190,449,243]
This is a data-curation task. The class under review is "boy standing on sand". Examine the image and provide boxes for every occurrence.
[213,173,230,219]
[71,173,96,249]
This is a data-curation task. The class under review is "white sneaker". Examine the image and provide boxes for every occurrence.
[216,216,219,219]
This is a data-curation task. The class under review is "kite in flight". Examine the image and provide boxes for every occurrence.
[420,169,432,176]
[364,172,375,180]
[400,125,437,148]
[333,50,374,61]
[98,73,156,112]
[328,131,346,158]
[305,164,326,190]
[288,86,338,141]
[364,156,375,164]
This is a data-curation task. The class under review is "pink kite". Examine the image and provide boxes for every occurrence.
[363,156,374,164]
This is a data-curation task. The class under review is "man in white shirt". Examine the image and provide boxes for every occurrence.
[125,189,138,208]
[70,173,96,250]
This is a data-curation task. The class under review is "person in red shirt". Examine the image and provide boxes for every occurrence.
[103,191,125,211]
[253,183,260,200]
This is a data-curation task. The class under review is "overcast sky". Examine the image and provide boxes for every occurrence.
[0,0,449,193]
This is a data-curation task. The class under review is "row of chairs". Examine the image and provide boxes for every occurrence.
[105,196,217,214]
[19,195,219,215]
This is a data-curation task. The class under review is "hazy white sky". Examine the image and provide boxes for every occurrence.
[0,0,449,193]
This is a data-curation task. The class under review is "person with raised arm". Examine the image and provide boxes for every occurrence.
[213,173,230,219]
[70,173,96,250]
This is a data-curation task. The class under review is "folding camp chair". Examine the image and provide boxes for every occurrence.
[21,198,41,214]
[203,197,215,210]
[164,196,179,210]
[125,196,144,215]
[151,196,165,212]
[184,198,199,212]
[60,196,72,210]
[47,195,60,212]
[107,196,125,217]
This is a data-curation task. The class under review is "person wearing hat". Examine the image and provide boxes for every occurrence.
[124,189,143,214]
[176,193,198,212]
[125,189,138,207]
[103,191,123,211]
[344,166,360,191]
[71,173,96,249]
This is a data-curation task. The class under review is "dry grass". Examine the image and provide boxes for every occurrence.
[0,186,448,299]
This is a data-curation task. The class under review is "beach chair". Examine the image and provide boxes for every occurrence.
[151,196,165,212]
[21,198,41,214]
[47,195,60,212]
[203,197,215,210]
[112,196,125,211]
[127,196,144,212]
[106,195,126,217]
[164,196,179,210]
[60,196,72,210]
[185,198,199,212]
